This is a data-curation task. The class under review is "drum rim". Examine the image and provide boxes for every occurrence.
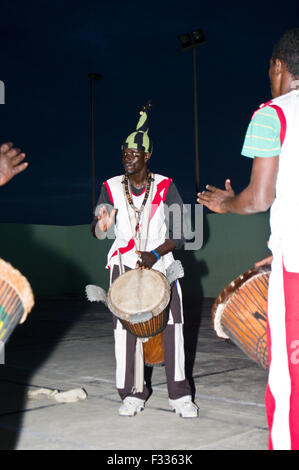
[0,258,34,315]
[120,308,169,338]
[211,265,271,323]
[107,268,170,320]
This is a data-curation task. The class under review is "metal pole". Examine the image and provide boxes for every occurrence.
[88,73,102,210]
[90,78,95,209]
[193,47,200,194]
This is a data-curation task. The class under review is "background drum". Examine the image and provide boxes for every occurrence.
[0,258,34,345]
[211,265,270,369]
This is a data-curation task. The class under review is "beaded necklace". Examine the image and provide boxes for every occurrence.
[123,171,153,239]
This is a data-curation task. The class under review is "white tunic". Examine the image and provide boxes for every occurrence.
[268,89,299,272]
[104,173,175,273]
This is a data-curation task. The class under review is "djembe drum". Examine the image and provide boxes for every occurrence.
[107,268,170,366]
[0,258,34,345]
[211,265,271,369]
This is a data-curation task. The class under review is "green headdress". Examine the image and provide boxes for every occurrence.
[122,101,153,153]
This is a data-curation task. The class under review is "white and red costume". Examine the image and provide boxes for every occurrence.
[263,90,299,450]
[93,173,192,401]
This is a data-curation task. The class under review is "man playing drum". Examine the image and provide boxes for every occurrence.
[197,29,299,450]
[91,103,198,418]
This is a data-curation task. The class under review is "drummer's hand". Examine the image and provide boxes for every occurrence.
[197,179,235,213]
[136,251,157,270]
[254,255,273,268]
[97,206,117,232]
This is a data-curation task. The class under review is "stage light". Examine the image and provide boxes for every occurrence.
[178,33,193,50]
[88,73,102,81]
[178,29,206,51]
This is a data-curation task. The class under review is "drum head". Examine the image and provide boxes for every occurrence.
[107,269,170,320]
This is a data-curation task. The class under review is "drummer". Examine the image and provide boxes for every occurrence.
[91,103,198,418]
[197,29,299,450]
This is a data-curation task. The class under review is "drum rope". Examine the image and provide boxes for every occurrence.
[0,282,23,318]
[225,298,266,342]
[226,301,265,341]
[228,277,268,319]
[221,317,267,365]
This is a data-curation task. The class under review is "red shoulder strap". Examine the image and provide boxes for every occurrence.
[150,178,172,221]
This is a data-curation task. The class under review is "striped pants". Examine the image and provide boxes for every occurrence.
[266,253,299,450]
[111,265,192,401]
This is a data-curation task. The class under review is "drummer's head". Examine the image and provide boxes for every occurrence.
[122,147,151,176]
[122,102,153,175]
[269,28,299,98]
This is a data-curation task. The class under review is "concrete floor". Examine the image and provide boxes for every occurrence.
[0,295,269,451]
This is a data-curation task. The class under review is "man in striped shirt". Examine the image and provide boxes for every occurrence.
[242,105,281,158]
[197,29,299,450]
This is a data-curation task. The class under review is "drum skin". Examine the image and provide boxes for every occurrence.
[211,265,271,369]
[107,269,170,320]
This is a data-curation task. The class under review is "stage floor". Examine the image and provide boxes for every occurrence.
[0,295,268,450]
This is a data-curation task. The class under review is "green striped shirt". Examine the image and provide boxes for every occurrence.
[241,105,281,158]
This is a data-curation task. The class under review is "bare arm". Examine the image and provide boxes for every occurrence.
[254,255,273,268]
[91,183,116,239]
[197,156,279,214]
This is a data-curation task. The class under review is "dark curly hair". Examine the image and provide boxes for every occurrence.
[272,28,299,77]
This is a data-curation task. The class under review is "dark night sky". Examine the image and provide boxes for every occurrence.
[0,0,298,224]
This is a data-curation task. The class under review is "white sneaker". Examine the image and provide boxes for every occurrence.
[118,397,145,417]
[169,395,199,418]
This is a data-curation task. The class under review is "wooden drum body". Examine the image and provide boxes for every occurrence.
[143,333,164,367]
[107,269,170,366]
[211,266,271,369]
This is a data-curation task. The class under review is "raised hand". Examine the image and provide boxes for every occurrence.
[97,206,117,232]
[197,179,235,213]
[0,142,28,186]
[254,255,273,269]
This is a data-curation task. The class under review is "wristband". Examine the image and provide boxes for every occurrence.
[151,250,160,261]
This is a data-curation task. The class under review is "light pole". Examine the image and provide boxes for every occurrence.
[88,72,102,210]
[178,29,206,194]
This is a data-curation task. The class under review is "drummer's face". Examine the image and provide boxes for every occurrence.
[122,147,150,175]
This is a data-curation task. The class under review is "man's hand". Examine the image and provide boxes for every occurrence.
[136,250,157,270]
[97,205,117,232]
[0,142,28,186]
[197,179,235,213]
[254,255,273,269]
